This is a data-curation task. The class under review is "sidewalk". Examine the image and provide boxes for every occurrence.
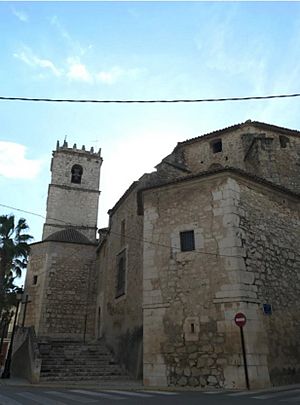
[1,376,300,395]
[0,377,31,387]
[0,376,144,390]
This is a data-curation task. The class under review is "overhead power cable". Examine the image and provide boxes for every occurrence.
[1,92,300,104]
[0,202,240,259]
[0,204,71,226]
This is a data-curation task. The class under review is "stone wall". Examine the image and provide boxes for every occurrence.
[22,243,49,334]
[142,174,249,388]
[51,147,102,191]
[141,171,299,388]
[43,146,102,241]
[175,123,300,193]
[24,241,97,341]
[237,179,300,385]
[179,127,250,173]
[96,185,144,378]
[43,185,99,241]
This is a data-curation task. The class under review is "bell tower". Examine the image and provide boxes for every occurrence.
[43,141,102,242]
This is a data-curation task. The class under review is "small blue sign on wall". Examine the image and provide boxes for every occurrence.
[263,303,272,315]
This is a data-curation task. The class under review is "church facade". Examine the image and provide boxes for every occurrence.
[23,121,300,389]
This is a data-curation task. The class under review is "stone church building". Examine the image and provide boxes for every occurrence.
[22,120,300,389]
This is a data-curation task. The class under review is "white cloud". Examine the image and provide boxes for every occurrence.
[50,15,92,57]
[66,60,143,84]
[14,46,61,77]
[96,66,124,85]
[0,142,42,180]
[66,58,93,83]
[96,66,145,85]
[13,45,144,85]
[12,7,28,22]
[50,15,70,40]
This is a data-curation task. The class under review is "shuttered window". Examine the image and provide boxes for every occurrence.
[180,230,195,252]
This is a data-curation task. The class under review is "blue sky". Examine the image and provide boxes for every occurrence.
[1,1,300,256]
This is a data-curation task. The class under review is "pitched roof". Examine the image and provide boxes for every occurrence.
[44,228,94,245]
[108,181,139,216]
[175,120,300,148]
[137,166,300,209]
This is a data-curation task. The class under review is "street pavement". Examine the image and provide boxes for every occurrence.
[1,384,300,404]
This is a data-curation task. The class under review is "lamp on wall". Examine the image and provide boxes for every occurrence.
[1,288,23,379]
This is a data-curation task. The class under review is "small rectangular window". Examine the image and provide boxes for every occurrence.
[120,219,125,246]
[180,230,195,252]
[279,135,289,149]
[116,249,126,298]
[211,139,222,153]
[33,275,38,285]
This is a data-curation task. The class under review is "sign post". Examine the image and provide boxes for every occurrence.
[234,312,250,390]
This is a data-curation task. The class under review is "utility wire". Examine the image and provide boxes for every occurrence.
[0,202,242,259]
[1,93,300,104]
[0,204,71,226]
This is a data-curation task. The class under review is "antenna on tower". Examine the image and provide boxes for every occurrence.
[63,135,68,147]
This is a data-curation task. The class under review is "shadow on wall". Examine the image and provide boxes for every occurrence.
[11,327,42,383]
[270,367,300,386]
[115,327,143,379]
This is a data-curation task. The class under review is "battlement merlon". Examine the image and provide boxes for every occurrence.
[54,140,102,159]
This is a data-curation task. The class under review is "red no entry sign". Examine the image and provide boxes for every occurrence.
[234,312,247,327]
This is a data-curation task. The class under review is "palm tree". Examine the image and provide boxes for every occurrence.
[0,215,33,317]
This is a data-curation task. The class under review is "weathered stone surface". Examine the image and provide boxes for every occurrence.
[43,145,102,242]
[96,184,144,379]
[142,171,299,388]
[24,122,300,389]
[207,375,218,385]
[24,241,97,340]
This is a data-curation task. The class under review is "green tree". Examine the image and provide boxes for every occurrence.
[0,215,33,317]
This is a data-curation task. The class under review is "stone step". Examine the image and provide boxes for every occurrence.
[40,349,110,354]
[42,351,111,357]
[40,372,125,378]
[41,366,121,373]
[39,344,109,349]
[38,340,128,382]
[41,366,121,372]
[41,361,115,367]
[41,359,112,364]
[40,374,130,380]
[41,349,111,357]
[41,358,116,363]
[43,345,108,348]
[41,362,119,367]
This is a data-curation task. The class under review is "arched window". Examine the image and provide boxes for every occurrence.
[71,164,83,184]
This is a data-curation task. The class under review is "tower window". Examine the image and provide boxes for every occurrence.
[279,135,289,149]
[180,230,195,252]
[71,164,83,184]
[33,275,38,285]
[116,249,126,298]
[211,139,222,153]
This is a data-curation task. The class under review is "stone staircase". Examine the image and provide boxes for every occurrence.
[38,339,131,383]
